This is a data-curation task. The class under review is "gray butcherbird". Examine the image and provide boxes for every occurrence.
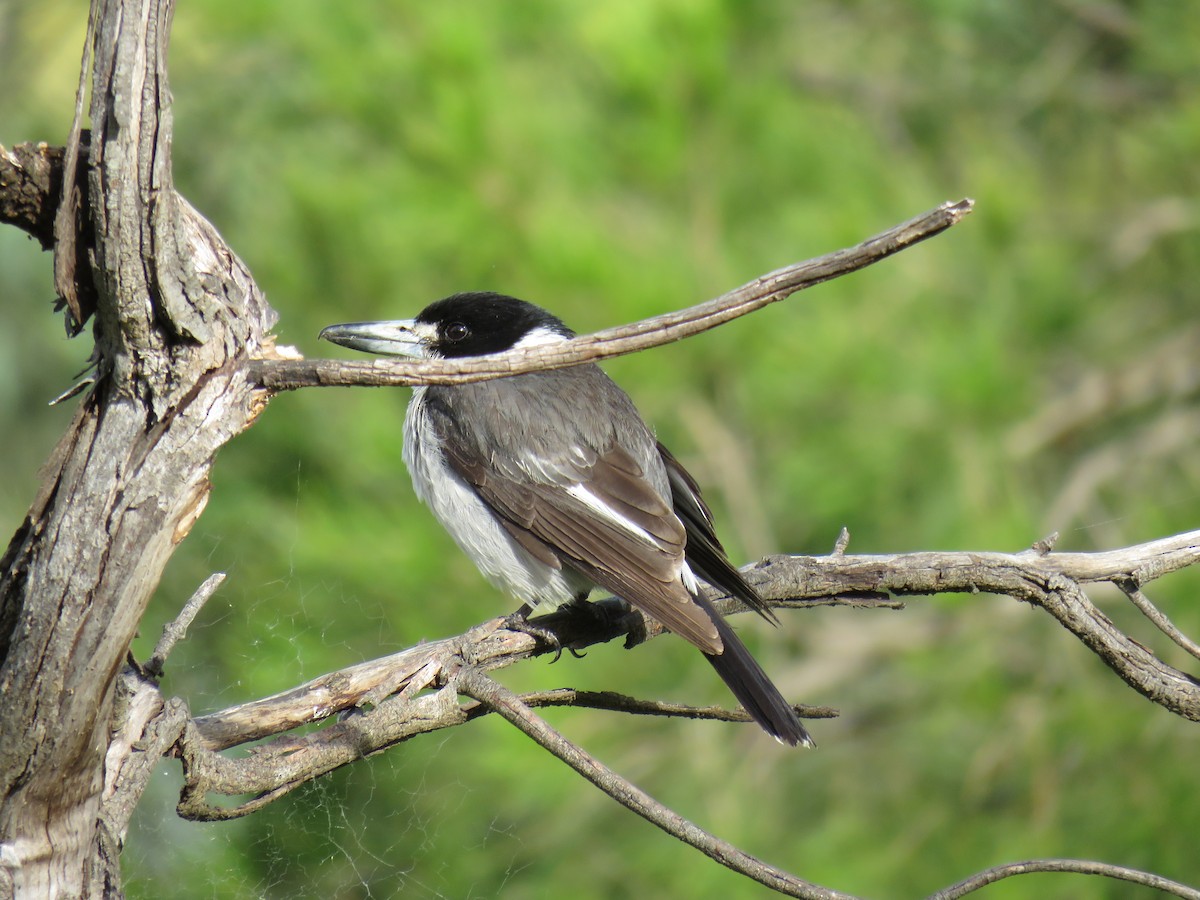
[321,292,811,747]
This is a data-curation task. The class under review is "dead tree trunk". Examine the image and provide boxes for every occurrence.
[0,1,276,895]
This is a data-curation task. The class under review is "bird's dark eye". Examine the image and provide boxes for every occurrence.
[444,322,470,342]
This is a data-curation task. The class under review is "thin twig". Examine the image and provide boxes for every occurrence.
[457,668,855,900]
[928,858,1200,900]
[1117,580,1200,662]
[505,687,839,723]
[831,527,851,556]
[145,573,225,678]
[246,200,974,391]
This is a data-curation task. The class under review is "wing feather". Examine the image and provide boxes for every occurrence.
[432,408,722,653]
[657,442,779,625]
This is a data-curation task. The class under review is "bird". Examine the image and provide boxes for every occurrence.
[320,292,812,747]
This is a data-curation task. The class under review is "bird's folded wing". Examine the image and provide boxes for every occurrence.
[441,439,723,654]
[657,442,779,625]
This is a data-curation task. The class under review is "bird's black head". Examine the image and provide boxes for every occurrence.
[416,292,575,358]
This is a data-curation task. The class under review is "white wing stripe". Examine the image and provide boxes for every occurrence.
[681,561,699,595]
[564,484,663,549]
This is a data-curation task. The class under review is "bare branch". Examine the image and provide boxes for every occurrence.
[510,688,839,724]
[457,668,856,900]
[145,573,226,678]
[1036,529,1200,583]
[757,529,1200,720]
[188,588,885,754]
[928,858,1200,900]
[172,528,1200,828]
[0,143,64,248]
[246,199,974,391]
[1117,581,1200,662]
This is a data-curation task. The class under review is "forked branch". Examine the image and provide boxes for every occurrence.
[166,529,1200,897]
[174,530,1200,807]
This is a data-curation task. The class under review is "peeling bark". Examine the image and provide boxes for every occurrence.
[0,1,277,895]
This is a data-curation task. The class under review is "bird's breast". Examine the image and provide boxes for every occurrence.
[402,388,590,609]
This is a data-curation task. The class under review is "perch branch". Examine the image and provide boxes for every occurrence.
[188,582,887,754]
[174,529,1200,821]
[246,199,974,391]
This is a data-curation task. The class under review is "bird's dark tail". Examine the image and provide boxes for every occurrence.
[697,594,814,748]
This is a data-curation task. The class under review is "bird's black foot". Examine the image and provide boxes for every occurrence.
[502,610,563,661]
[566,596,644,647]
[502,604,587,662]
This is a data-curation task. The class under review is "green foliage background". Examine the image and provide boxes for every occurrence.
[2,2,1199,897]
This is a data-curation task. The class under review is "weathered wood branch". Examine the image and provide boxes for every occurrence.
[0,142,66,249]
[171,530,1200,823]
[162,532,1200,898]
[174,591,858,821]
[247,198,974,391]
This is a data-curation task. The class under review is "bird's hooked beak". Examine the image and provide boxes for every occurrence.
[318,319,436,358]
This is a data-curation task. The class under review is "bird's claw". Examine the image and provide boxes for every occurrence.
[501,611,582,662]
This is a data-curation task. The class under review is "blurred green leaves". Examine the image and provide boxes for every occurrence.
[2,1,1199,897]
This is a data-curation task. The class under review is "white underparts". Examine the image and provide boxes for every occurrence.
[404,388,590,610]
